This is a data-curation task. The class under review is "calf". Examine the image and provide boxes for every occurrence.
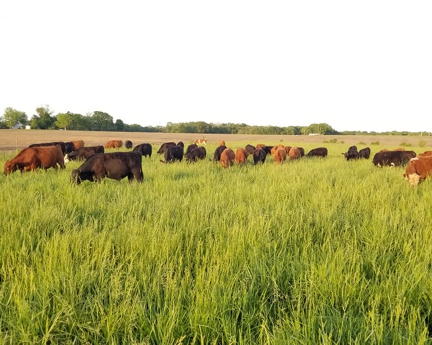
[65,146,105,162]
[71,152,143,184]
[358,147,371,159]
[404,157,432,186]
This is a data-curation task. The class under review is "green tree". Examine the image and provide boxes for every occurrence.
[91,111,114,131]
[2,107,28,128]
[31,105,56,129]
[55,112,72,130]
[115,119,125,131]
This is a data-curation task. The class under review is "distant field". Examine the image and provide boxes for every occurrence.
[1,130,432,343]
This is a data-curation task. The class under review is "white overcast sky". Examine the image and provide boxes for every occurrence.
[0,1,431,132]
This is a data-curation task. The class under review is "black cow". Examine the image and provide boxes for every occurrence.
[63,142,76,154]
[306,147,328,157]
[358,147,371,159]
[156,142,176,154]
[212,145,227,162]
[372,150,416,167]
[185,144,198,158]
[245,144,256,156]
[29,142,67,155]
[65,146,105,162]
[253,148,266,165]
[133,143,152,158]
[161,145,184,163]
[297,147,305,157]
[186,147,207,163]
[125,140,133,149]
[71,152,143,184]
[263,146,274,155]
[343,145,359,160]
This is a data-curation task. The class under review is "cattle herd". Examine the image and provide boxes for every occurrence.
[2,139,432,186]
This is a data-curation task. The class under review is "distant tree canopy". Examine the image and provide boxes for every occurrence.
[1,106,430,136]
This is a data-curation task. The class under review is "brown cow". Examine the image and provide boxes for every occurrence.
[235,148,248,165]
[105,140,123,149]
[273,148,287,164]
[284,146,292,154]
[256,144,266,149]
[193,138,207,145]
[288,147,301,160]
[218,140,226,147]
[4,146,65,175]
[220,148,235,168]
[270,146,279,155]
[72,140,85,150]
[403,157,432,186]
[418,151,432,158]
[394,148,406,151]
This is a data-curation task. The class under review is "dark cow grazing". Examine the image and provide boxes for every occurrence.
[186,147,207,163]
[72,140,85,150]
[156,142,176,154]
[288,147,301,160]
[343,145,359,160]
[220,148,235,168]
[256,144,266,149]
[177,141,185,148]
[372,150,416,167]
[358,147,371,159]
[4,146,65,175]
[29,141,67,155]
[297,147,305,157]
[133,143,153,158]
[71,152,143,184]
[212,145,227,162]
[245,144,256,156]
[105,140,123,149]
[306,147,328,157]
[125,140,133,149]
[161,145,184,163]
[262,146,274,155]
[63,142,76,154]
[235,148,248,165]
[253,148,266,165]
[185,144,198,158]
[65,146,105,162]
[404,157,432,186]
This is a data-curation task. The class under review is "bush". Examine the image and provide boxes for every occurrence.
[419,140,427,148]
[358,141,367,145]
[399,142,412,147]
[371,141,380,145]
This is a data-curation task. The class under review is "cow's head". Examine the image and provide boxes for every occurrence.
[404,173,420,186]
[71,169,82,184]
[3,160,17,175]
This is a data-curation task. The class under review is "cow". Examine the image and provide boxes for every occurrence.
[270,146,279,155]
[4,146,65,175]
[297,147,305,157]
[306,147,328,157]
[71,152,143,184]
[125,140,133,149]
[358,147,371,159]
[343,145,359,160]
[235,148,248,165]
[193,138,207,145]
[245,144,256,156]
[394,148,406,151]
[161,145,184,163]
[404,157,432,186]
[133,143,153,158]
[185,143,198,158]
[273,148,287,164]
[418,151,432,158]
[256,144,266,149]
[29,141,67,155]
[105,140,123,149]
[157,142,176,154]
[212,145,227,162]
[288,147,301,160]
[63,142,76,154]
[72,140,85,150]
[64,146,105,162]
[372,150,416,167]
[284,146,292,154]
[220,148,235,168]
[262,146,274,155]
[253,148,266,165]
[186,147,207,163]
[218,140,226,147]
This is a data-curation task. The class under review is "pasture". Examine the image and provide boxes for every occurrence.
[1,130,432,344]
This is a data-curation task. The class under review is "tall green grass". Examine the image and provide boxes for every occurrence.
[1,143,432,344]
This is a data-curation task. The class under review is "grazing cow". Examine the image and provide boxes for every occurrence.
[343,145,359,160]
[177,141,185,148]
[284,146,292,154]
[212,145,227,162]
[245,144,256,156]
[358,147,371,159]
[372,150,416,167]
[105,140,123,149]
[63,142,76,154]
[65,146,105,162]
[404,157,432,186]
[185,144,198,158]
[256,144,266,149]
[297,147,305,157]
[288,147,301,160]
[306,147,328,157]
[262,146,274,155]
[157,142,176,154]
[379,149,389,152]
[273,148,287,164]
[419,151,432,158]
[186,147,207,163]
[161,145,184,163]
[193,138,207,145]
[72,140,85,150]
[270,146,279,155]
[125,140,133,149]
[29,141,67,155]
[253,148,266,165]
[235,148,248,165]
[394,148,406,151]
[220,148,235,168]
[218,140,226,147]
[4,146,65,175]
[133,143,153,158]
[71,152,143,184]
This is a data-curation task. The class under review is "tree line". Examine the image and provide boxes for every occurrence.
[0,105,429,136]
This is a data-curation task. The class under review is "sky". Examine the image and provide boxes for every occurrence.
[0,1,431,133]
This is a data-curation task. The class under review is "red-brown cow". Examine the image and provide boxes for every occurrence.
[72,140,85,150]
[193,138,207,145]
[235,148,248,165]
[273,148,287,164]
[4,146,65,175]
[288,147,301,160]
[218,140,226,147]
[403,157,432,186]
[220,148,235,168]
[105,140,123,149]
[418,151,432,158]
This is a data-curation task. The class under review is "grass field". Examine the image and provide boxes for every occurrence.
[1,130,432,344]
